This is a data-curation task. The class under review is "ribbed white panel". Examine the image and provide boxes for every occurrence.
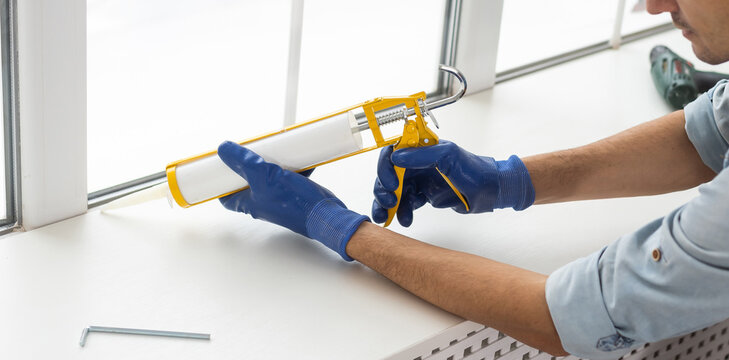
[386,318,729,360]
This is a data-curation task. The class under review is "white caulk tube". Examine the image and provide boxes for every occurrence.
[166,111,363,207]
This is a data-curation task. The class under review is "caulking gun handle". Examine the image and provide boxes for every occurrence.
[435,167,470,212]
[383,165,406,227]
[382,160,470,228]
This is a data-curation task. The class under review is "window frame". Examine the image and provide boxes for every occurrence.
[0,0,18,234]
[17,0,87,230]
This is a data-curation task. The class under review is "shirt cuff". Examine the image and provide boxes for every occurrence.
[545,249,635,360]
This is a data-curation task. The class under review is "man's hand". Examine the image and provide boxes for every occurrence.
[372,140,535,226]
[218,141,368,261]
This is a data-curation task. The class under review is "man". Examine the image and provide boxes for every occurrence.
[216,0,729,358]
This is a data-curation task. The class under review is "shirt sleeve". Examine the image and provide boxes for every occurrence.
[684,79,729,172]
[545,166,729,359]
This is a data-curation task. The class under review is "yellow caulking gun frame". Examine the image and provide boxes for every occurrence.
[166,65,469,226]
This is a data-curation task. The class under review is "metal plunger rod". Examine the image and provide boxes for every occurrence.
[353,65,467,132]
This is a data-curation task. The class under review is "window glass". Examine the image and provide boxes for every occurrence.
[496,0,670,73]
[87,0,291,192]
[295,0,445,122]
[88,0,446,193]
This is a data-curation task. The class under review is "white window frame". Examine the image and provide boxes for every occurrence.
[444,0,503,95]
[12,0,497,229]
[17,0,86,230]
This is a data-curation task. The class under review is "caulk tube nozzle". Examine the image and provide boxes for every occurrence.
[100,183,174,211]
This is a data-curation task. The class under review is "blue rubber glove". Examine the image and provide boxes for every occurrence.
[218,141,369,261]
[372,140,535,226]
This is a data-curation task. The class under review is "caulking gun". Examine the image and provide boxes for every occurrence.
[105,65,469,227]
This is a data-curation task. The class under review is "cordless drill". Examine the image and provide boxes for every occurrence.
[650,45,729,110]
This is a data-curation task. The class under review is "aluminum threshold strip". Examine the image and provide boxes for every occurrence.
[87,171,167,209]
[495,22,675,84]
[0,221,18,236]
[0,0,19,231]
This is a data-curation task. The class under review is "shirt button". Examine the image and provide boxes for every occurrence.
[651,248,662,262]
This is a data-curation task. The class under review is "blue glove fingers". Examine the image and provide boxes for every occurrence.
[395,192,414,227]
[373,177,398,209]
[219,189,251,213]
[376,146,399,191]
[394,182,425,227]
[371,183,421,224]
[372,145,398,222]
[410,192,428,210]
[390,140,455,170]
[218,141,275,188]
[414,173,464,210]
[371,200,389,224]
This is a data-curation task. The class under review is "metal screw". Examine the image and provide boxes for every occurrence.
[79,326,210,347]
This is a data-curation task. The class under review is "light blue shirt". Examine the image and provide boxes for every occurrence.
[545,79,729,360]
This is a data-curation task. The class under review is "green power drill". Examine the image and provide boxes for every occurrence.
[650,45,729,110]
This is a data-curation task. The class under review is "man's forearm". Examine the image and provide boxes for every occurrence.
[524,111,715,204]
[345,222,568,356]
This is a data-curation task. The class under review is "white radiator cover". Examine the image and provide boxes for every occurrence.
[386,318,729,360]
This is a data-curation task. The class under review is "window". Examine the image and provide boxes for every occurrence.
[496,0,671,73]
[621,0,671,35]
[87,0,447,198]
[87,0,293,193]
[295,0,445,123]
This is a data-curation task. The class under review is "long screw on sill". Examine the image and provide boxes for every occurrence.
[79,326,210,347]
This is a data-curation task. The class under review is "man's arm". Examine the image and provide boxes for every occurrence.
[217,105,720,358]
[345,222,569,356]
[372,110,713,227]
[345,111,712,357]
[218,142,566,355]
[524,111,716,204]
